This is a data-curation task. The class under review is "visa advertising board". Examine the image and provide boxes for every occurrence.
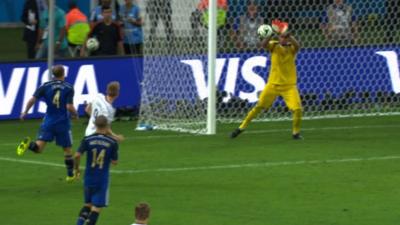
[0,57,142,120]
[0,46,399,120]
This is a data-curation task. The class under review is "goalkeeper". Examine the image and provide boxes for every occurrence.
[230,20,303,140]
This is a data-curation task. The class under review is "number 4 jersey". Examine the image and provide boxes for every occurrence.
[85,93,116,136]
[33,80,74,129]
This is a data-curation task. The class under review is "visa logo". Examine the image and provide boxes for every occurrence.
[0,65,99,116]
[183,51,400,104]
[376,51,400,93]
[181,56,268,103]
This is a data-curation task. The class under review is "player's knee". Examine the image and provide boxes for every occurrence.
[293,108,302,113]
[63,148,73,155]
[91,206,102,213]
[292,108,302,116]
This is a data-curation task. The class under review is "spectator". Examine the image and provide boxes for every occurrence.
[120,0,144,56]
[81,6,124,56]
[321,0,357,46]
[36,0,48,13]
[131,202,150,225]
[65,0,90,57]
[384,0,399,44]
[21,0,40,59]
[190,0,228,43]
[90,0,120,26]
[35,0,68,59]
[147,0,174,42]
[236,0,263,50]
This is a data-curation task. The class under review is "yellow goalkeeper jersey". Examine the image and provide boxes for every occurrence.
[266,40,298,85]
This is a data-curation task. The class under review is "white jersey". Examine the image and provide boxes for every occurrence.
[85,93,116,136]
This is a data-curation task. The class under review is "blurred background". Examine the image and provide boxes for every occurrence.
[0,0,398,61]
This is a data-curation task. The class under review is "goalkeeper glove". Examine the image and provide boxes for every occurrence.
[271,19,289,35]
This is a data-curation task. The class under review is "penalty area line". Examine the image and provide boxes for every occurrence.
[1,155,400,174]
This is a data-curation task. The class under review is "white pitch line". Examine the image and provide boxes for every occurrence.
[125,124,400,140]
[0,157,66,168]
[2,124,397,146]
[1,155,400,174]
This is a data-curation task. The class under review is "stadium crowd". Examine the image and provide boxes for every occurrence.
[22,0,144,59]
[20,0,399,59]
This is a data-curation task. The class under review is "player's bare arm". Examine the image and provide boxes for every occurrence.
[117,41,124,56]
[85,103,92,115]
[35,28,43,50]
[129,17,143,26]
[106,128,125,142]
[73,152,81,178]
[56,26,66,51]
[20,97,37,120]
[80,36,88,57]
[67,103,79,119]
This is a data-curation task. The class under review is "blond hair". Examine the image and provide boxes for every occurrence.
[52,65,65,78]
[107,81,120,97]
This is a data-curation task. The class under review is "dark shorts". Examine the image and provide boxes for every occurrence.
[37,125,72,148]
[84,185,109,207]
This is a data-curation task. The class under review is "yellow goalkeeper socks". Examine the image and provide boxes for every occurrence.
[292,109,302,135]
[239,105,264,130]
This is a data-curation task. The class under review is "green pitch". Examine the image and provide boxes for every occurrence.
[0,115,399,225]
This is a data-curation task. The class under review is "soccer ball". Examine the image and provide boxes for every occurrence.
[257,24,273,39]
[86,37,99,51]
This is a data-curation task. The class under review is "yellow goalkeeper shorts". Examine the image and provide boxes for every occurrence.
[257,83,302,111]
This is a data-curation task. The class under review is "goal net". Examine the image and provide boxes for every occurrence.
[137,0,400,134]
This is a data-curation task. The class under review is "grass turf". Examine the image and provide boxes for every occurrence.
[0,115,399,225]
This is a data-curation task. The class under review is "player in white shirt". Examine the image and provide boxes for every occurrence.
[131,202,150,225]
[85,81,124,141]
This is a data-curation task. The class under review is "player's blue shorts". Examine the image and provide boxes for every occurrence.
[37,124,72,148]
[84,185,109,207]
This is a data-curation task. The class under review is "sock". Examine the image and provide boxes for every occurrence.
[86,211,99,225]
[76,206,91,225]
[64,154,74,177]
[239,105,264,130]
[292,109,302,135]
[28,141,39,153]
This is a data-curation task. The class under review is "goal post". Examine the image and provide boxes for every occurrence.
[137,0,400,134]
[207,0,217,135]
